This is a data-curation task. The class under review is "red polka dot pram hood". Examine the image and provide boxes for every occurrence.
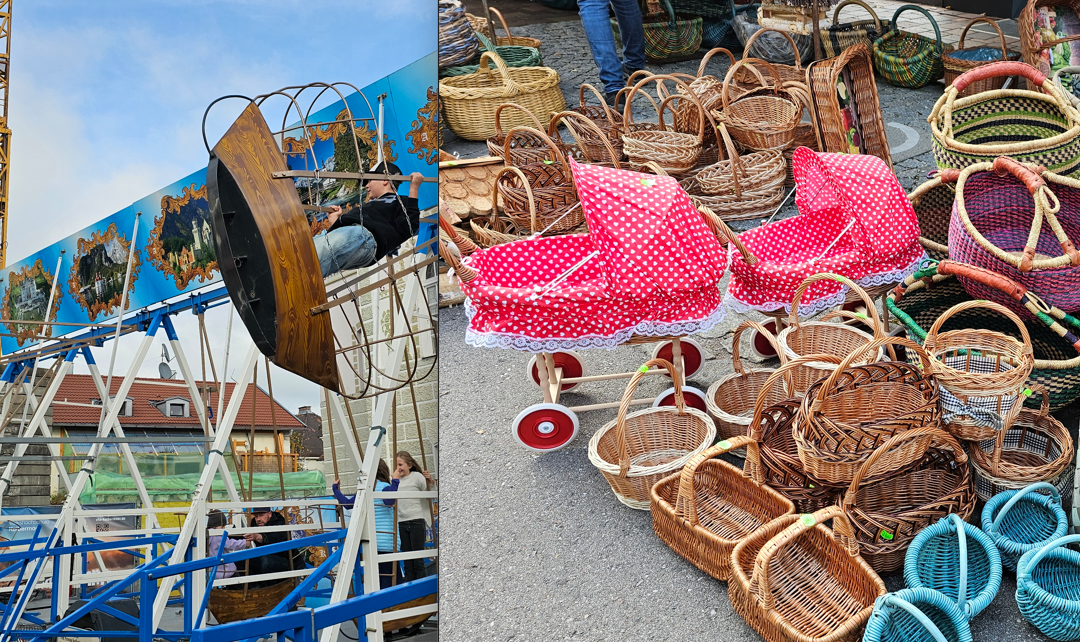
[460,159,728,352]
[725,147,926,316]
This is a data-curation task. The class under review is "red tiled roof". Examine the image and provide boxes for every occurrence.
[52,374,304,430]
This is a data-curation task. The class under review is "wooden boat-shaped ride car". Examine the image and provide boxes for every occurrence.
[208,576,297,625]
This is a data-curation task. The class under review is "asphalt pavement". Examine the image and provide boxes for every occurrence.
[438,16,1070,642]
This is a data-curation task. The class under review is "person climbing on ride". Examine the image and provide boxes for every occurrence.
[315,161,424,278]
[332,459,403,589]
[206,509,248,580]
[244,506,291,576]
[386,451,435,583]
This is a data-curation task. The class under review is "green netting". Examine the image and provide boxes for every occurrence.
[79,469,327,504]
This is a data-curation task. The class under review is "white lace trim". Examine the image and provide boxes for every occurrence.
[722,252,927,317]
[462,303,727,352]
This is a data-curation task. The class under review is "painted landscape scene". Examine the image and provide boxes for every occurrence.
[68,223,141,320]
[148,184,217,290]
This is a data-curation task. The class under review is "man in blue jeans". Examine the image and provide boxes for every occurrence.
[578,0,647,105]
[315,161,423,278]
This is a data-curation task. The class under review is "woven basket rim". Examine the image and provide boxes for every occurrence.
[776,322,881,367]
[706,368,779,425]
[929,89,1080,154]
[587,405,716,478]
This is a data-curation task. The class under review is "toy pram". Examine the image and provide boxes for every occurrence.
[722,147,926,356]
[441,159,728,451]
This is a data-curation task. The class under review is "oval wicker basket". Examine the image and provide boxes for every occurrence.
[943,17,1019,98]
[649,434,795,581]
[688,123,787,221]
[924,299,1035,442]
[588,359,716,510]
[795,336,941,487]
[621,74,705,174]
[718,58,800,152]
[440,51,566,141]
[706,320,789,447]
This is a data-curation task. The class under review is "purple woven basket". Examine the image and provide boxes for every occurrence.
[949,164,1080,315]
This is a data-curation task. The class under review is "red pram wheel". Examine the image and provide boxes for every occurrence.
[747,320,780,359]
[512,403,580,452]
[652,385,709,412]
[527,351,586,391]
[651,338,704,378]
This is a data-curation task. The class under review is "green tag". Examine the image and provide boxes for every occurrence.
[855,312,867,319]
[1024,388,1034,396]
[446,161,457,166]
[718,440,733,450]
[801,514,816,527]
[638,365,649,373]
[880,530,894,541]
[543,159,554,165]
[808,483,814,488]
[640,178,656,187]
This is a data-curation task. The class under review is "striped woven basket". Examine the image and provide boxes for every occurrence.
[908,169,959,261]
[872,4,949,88]
[613,0,702,62]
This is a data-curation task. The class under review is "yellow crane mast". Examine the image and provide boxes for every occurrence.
[0,1,11,268]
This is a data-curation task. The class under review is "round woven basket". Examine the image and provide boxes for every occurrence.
[904,513,1003,621]
[569,84,625,161]
[718,58,800,152]
[621,74,705,174]
[982,481,1070,572]
[795,336,941,488]
[837,426,975,574]
[908,169,959,260]
[924,299,1035,442]
[548,110,622,168]
[688,123,787,221]
[649,434,795,581]
[438,0,480,69]
[872,4,948,89]
[588,359,716,510]
[707,320,789,447]
[439,51,565,141]
[486,103,556,163]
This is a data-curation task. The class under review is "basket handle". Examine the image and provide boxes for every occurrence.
[935,260,1030,303]
[958,17,1009,60]
[936,168,961,184]
[492,165,538,233]
[947,513,970,617]
[674,435,756,525]
[742,28,803,72]
[1018,534,1080,583]
[621,75,664,134]
[477,51,521,94]
[889,5,942,52]
[951,61,1046,95]
[493,103,545,141]
[721,57,785,116]
[625,74,705,145]
[438,208,479,256]
[548,110,622,169]
[731,320,785,377]
[955,159,1080,272]
[987,385,1045,477]
[487,6,514,40]
[842,425,963,505]
[818,310,898,360]
[578,83,620,128]
[615,359,684,477]
[832,0,881,32]
[749,505,861,610]
[696,47,736,78]
[925,298,1034,362]
[713,203,756,265]
[787,273,884,339]
[716,122,745,199]
[811,335,934,410]
[875,595,952,642]
[989,481,1062,535]
[437,217,478,282]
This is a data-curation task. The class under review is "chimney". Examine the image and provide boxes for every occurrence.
[298,405,311,414]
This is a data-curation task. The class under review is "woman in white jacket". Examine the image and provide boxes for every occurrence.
[389,451,434,582]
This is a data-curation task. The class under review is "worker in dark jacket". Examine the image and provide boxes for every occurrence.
[315,161,424,278]
[244,507,291,576]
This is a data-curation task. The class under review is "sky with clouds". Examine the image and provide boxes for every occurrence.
[8,0,436,413]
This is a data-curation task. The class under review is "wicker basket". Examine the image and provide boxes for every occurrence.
[614,0,703,62]
[570,84,625,161]
[739,28,808,88]
[951,157,1080,315]
[983,481,1070,571]
[493,156,582,235]
[837,426,975,573]
[688,47,738,114]
[1019,0,1080,89]
[650,434,796,581]
[548,111,622,168]
[908,169,960,260]
[904,513,1003,621]
[806,43,893,171]
[718,59,801,152]
[1054,66,1080,109]
[970,385,1075,502]
[929,61,1080,177]
[688,123,787,221]
[728,505,887,642]
[707,320,790,446]
[483,7,542,49]
[1016,534,1080,641]
[588,359,716,510]
[863,587,973,642]
[886,260,1080,411]
[440,31,543,78]
[439,51,566,141]
[744,354,849,513]
[924,299,1035,442]
[819,0,889,59]
[776,272,886,394]
[486,103,557,163]
[872,4,948,89]
[795,336,940,488]
[621,75,705,174]
[943,18,1020,98]
[439,0,480,69]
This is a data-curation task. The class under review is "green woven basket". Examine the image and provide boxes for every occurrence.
[439,32,542,78]
[886,260,1080,411]
[613,0,703,62]
[872,5,947,88]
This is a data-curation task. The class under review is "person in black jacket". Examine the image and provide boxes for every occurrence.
[315,161,424,278]
[243,507,291,577]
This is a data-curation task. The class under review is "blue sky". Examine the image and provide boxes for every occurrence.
[8,0,436,412]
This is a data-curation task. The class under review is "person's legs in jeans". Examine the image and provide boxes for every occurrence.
[399,519,428,582]
[578,0,645,95]
[314,225,378,278]
[378,558,404,590]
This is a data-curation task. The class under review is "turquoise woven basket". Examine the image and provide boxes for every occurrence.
[863,587,973,642]
[1017,534,1080,641]
[982,482,1069,572]
[904,513,1001,620]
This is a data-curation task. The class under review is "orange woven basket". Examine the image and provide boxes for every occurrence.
[718,58,800,152]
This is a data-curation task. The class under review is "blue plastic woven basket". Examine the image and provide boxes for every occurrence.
[904,514,1001,620]
[1016,534,1080,641]
[981,482,1068,572]
[863,587,973,642]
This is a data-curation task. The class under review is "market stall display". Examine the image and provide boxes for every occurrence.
[904,514,1002,621]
